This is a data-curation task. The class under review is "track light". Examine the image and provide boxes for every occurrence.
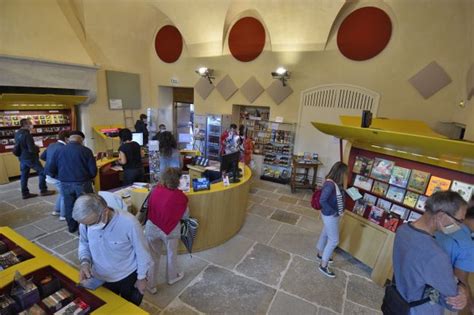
[271,67,290,86]
[195,67,214,84]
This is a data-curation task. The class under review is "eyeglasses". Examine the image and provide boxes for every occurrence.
[444,212,464,225]
[89,208,106,226]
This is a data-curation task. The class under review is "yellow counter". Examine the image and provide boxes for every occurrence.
[131,164,251,252]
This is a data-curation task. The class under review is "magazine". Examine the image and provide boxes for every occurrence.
[426,176,452,196]
[370,158,395,182]
[368,206,385,224]
[386,185,406,203]
[389,166,411,188]
[391,204,408,219]
[415,195,428,212]
[403,191,419,208]
[363,193,378,205]
[372,181,389,196]
[376,198,392,212]
[353,200,368,216]
[407,170,431,194]
[353,156,374,177]
[383,213,401,232]
[353,175,374,191]
[450,180,473,202]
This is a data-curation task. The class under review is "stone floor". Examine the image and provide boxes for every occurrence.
[0,176,384,314]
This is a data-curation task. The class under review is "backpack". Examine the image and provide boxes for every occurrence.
[311,188,323,210]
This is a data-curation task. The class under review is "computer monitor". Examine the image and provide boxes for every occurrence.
[132,132,144,146]
[220,151,240,183]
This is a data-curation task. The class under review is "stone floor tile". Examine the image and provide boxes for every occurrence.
[274,187,307,199]
[346,275,384,311]
[270,210,300,225]
[269,224,318,261]
[249,195,266,204]
[279,195,300,205]
[34,216,68,233]
[0,201,53,228]
[195,235,254,269]
[14,224,47,240]
[140,299,161,315]
[162,299,197,315]
[63,251,80,267]
[35,230,73,249]
[333,249,372,279]
[287,205,319,218]
[239,214,281,244]
[319,307,339,315]
[54,239,79,255]
[250,187,259,194]
[0,202,16,214]
[297,199,312,208]
[258,190,282,200]
[252,181,279,192]
[343,300,382,315]
[296,215,323,233]
[180,265,276,314]
[280,256,347,313]
[246,201,254,211]
[235,243,290,286]
[249,203,275,218]
[268,291,318,315]
[303,193,313,201]
[264,199,290,210]
[144,255,209,309]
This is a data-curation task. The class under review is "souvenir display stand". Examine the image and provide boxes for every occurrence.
[0,227,147,314]
[313,116,474,286]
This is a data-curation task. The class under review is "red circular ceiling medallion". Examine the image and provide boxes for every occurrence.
[337,7,392,61]
[229,17,265,62]
[155,25,183,63]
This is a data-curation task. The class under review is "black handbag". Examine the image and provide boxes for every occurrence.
[381,282,430,315]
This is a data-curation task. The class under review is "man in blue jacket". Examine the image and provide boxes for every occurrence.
[14,118,54,199]
[48,133,97,233]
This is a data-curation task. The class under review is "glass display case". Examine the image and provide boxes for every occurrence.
[205,114,232,160]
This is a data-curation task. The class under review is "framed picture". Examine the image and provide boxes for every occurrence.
[372,181,389,196]
[450,180,473,202]
[386,185,406,203]
[389,166,411,188]
[376,198,392,212]
[403,191,419,208]
[426,176,452,196]
[353,200,368,216]
[370,158,395,182]
[353,175,374,191]
[415,195,428,212]
[368,206,385,225]
[391,204,408,219]
[407,170,431,194]
[407,211,422,222]
[353,156,374,177]
[363,193,378,205]
[383,213,401,232]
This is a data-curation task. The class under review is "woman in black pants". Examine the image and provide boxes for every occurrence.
[118,128,144,185]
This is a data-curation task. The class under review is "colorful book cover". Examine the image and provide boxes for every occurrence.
[407,211,422,222]
[426,176,452,196]
[403,191,419,208]
[368,206,385,224]
[383,213,401,232]
[386,185,406,203]
[415,195,428,212]
[353,175,374,191]
[391,204,408,219]
[389,166,411,188]
[407,170,431,194]
[353,200,368,216]
[372,181,389,196]
[376,198,392,212]
[450,180,473,202]
[346,187,363,201]
[370,158,395,182]
[363,193,378,205]
[353,156,373,177]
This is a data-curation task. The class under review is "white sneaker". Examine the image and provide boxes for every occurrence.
[51,211,60,216]
[59,216,66,221]
[146,287,158,295]
[168,272,184,285]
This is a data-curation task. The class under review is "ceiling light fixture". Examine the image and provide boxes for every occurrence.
[195,67,214,84]
[271,67,290,86]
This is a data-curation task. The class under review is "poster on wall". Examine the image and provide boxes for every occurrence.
[389,166,411,188]
[426,176,452,196]
[407,170,431,194]
[450,180,473,202]
[370,158,395,182]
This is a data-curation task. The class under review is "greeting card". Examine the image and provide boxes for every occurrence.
[370,158,395,182]
[389,166,411,188]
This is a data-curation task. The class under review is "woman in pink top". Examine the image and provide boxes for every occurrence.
[145,167,189,294]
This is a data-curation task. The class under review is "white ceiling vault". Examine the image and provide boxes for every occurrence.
[62,0,346,58]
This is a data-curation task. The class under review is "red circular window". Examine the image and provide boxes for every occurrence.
[155,25,183,63]
[337,7,392,61]
[229,17,265,62]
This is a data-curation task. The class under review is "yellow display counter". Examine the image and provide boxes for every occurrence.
[131,164,251,253]
[0,227,147,314]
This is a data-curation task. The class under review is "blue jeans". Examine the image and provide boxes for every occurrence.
[20,159,47,196]
[47,177,65,217]
[62,181,93,232]
[316,214,340,264]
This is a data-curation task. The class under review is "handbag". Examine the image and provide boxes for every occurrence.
[137,191,151,226]
[381,281,430,315]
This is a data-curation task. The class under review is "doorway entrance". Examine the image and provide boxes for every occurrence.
[172,88,194,150]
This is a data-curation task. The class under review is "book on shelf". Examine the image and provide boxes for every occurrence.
[426,176,452,196]
[362,193,377,205]
[406,211,422,222]
[403,191,419,208]
[407,170,431,194]
[386,185,406,203]
[376,198,392,212]
[450,180,473,202]
[383,213,401,232]
[415,195,428,212]
[353,200,369,216]
[389,166,411,188]
[368,206,385,224]
[353,156,373,177]
[370,158,395,182]
[390,204,409,219]
[346,187,363,201]
[372,181,389,196]
[353,175,374,191]
[54,298,90,315]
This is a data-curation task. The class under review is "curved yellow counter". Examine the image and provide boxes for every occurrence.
[131,165,251,253]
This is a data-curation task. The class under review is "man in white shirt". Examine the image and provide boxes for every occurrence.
[73,194,152,305]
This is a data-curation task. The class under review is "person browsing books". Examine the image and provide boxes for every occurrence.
[316,162,348,278]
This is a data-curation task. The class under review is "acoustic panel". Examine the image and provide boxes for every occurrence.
[240,76,264,103]
[194,77,214,100]
[467,64,474,100]
[229,17,266,62]
[216,75,238,100]
[155,25,183,63]
[105,70,141,109]
[409,61,452,99]
[266,80,293,105]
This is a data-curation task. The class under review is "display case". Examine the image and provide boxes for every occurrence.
[0,234,34,271]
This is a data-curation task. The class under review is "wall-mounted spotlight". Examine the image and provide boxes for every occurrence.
[271,67,290,86]
[195,67,215,84]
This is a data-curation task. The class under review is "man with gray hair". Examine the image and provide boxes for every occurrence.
[73,193,152,306]
[47,132,97,233]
